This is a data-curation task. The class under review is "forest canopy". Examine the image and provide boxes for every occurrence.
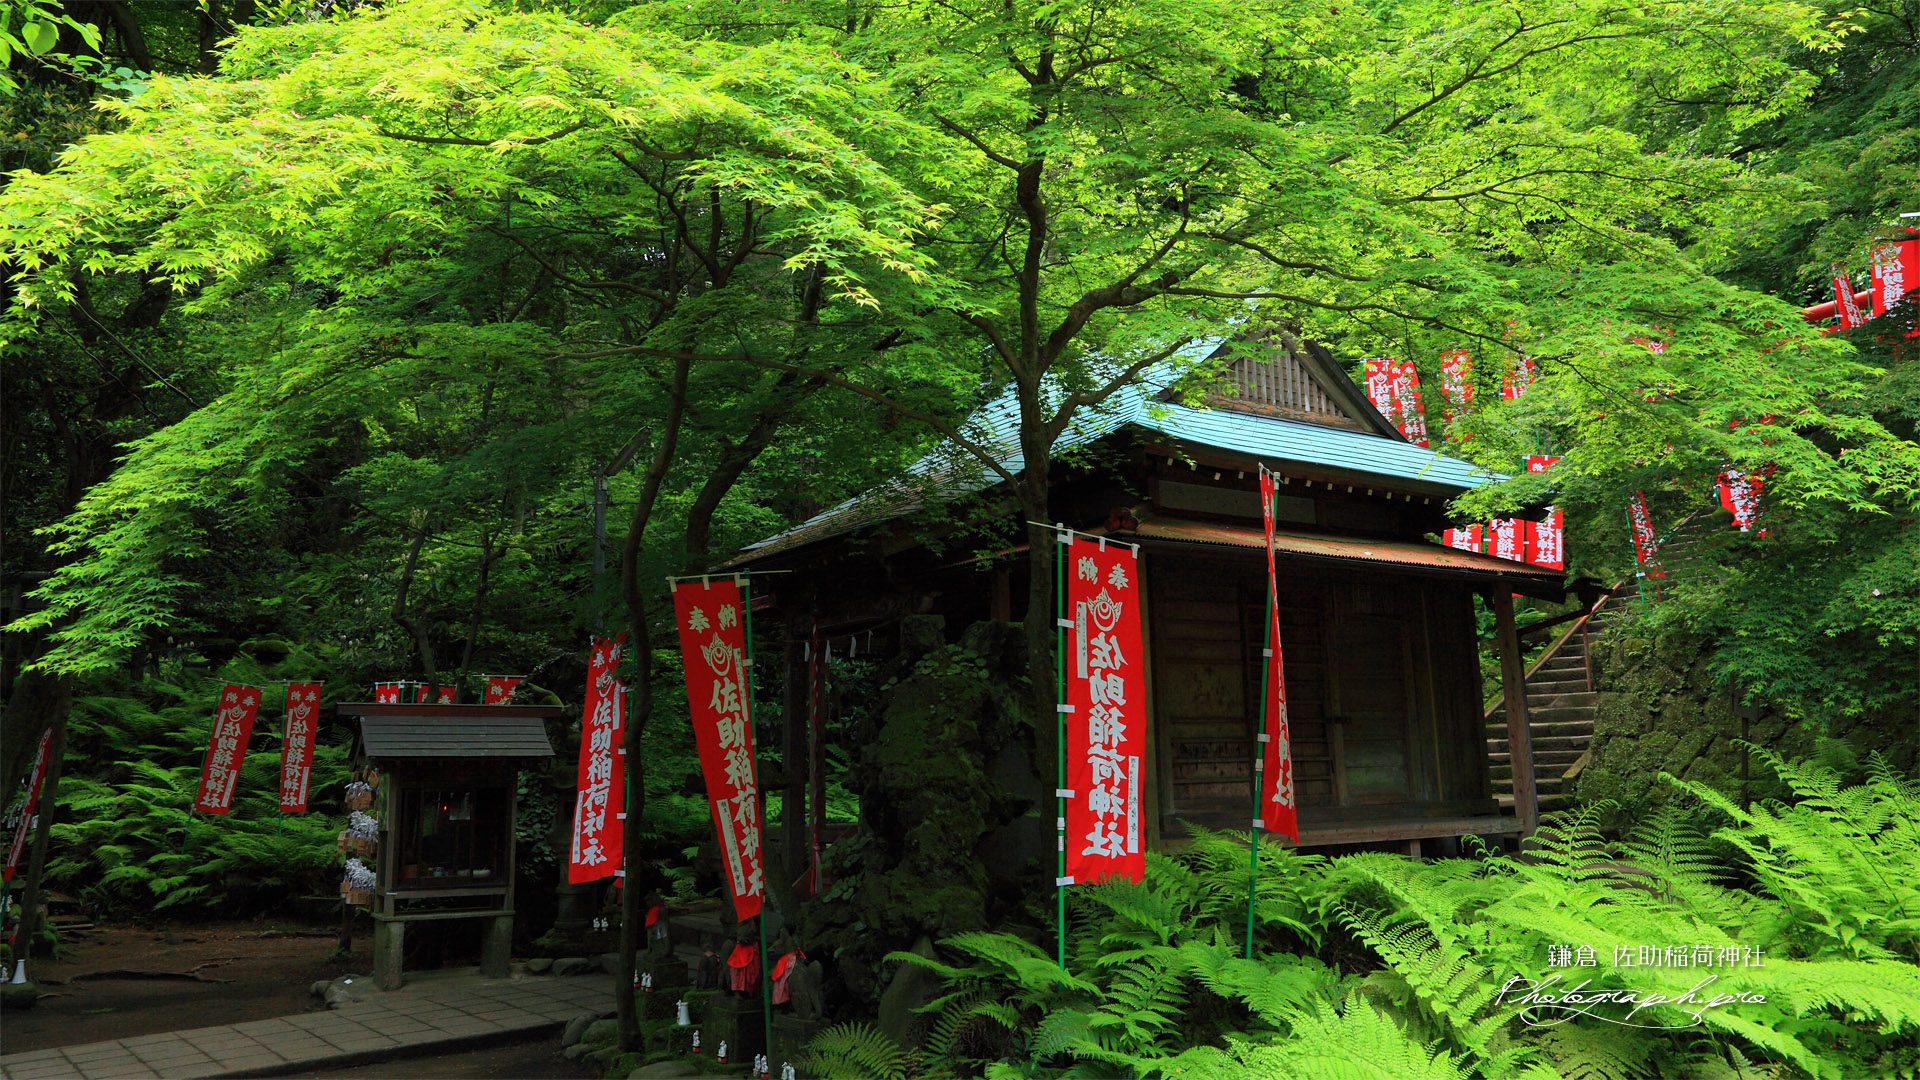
[2,0,1916,874]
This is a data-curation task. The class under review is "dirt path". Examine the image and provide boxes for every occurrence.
[2,918,370,1055]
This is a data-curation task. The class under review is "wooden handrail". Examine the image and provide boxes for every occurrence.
[1483,580,1626,720]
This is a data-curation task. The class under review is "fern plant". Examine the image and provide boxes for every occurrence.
[875,755,1920,1080]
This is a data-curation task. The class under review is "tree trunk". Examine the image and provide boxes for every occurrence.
[616,354,692,1052]
[391,531,438,697]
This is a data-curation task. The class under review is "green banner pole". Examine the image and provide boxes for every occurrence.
[1246,572,1273,961]
[1054,525,1069,970]
[739,573,775,1063]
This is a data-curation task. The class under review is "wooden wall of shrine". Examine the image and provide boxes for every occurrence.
[1141,549,1492,845]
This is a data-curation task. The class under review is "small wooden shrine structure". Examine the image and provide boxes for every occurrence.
[737,338,1584,856]
[335,701,565,988]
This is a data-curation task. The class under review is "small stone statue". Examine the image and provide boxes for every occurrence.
[788,958,826,1023]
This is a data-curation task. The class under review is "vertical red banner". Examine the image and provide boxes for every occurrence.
[1527,510,1565,571]
[1442,525,1483,553]
[1870,238,1918,317]
[1500,353,1537,400]
[194,684,260,815]
[1390,360,1430,447]
[4,729,53,882]
[672,580,765,920]
[373,682,400,704]
[279,683,322,813]
[1363,357,1396,418]
[1062,536,1147,885]
[1439,348,1474,424]
[1718,469,1770,534]
[483,676,523,704]
[1487,518,1525,562]
[569,636,627,884]
[1521,456,1564,571]
[1628,492,1665,578]
[1257,472,1299,844]
[1833,268,1867,330]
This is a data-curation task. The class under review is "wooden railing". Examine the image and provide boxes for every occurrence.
[1483,580,1626,721]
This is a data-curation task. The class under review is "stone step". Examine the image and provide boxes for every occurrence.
[1538,657,1588,674]
[1522,679,1590,698]
[1488,738,1590,760]
[1532,691,1599,710]
[1483,716,1594,735]
[1485,724,1593,745]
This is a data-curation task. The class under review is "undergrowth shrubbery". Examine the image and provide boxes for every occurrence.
[802,749,1920,1080]
[47,648,355,915]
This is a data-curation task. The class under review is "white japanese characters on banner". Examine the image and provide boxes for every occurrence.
[373,682,401,704]
[1717,468,1770,535]
[1363,357,1396,418]
[1833,267,1867,330]
[194,684,261,815]
[1439,348,1473,425]
[672,579,765,920]
[483,676,524,704]
[1062,537,1146,885]
[1522,456,1564,571]
[1527,510,1565,571]
[1487,518,1525,562]
[279,683,322,813]
[1628,492,1665,578]
[568,637,626,883]
[1442,525,1482,553]
[1389,359,1430,447]
[1501,353,1537,400]
[1870,237,1918,318]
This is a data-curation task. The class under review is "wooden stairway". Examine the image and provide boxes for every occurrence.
[1486,589,1634,813]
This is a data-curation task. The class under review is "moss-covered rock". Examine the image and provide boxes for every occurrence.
[800,615,1049,1006]
[1578,629,1821,816]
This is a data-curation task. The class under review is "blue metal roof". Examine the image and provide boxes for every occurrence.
[740,341,1500,560]
[1136,402,1501,490]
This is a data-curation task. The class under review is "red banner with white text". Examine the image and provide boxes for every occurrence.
[1717,468,1771,535]
[1363,357,1396,419]
[414,684,455,704]
[1522,456,1564,570]
[4,729,53,882]
[1257,472,1299,844]
[1390,359,1430,447]
[278,683,322,813]
[1442,525,1482,553]
[1501,353,1537,400]
[374,682,401,704]
[1871,238,1918,318]
[1628,492,1665,578]
[1488,518,1525,562]
[194,684,261,815]
[483,676,523,705]
[1439,348,1473,425]
[568,638,626,883]
[1062,536,1146,884]
[1527,509,1565,571]
[1834,268,1867,330]
[672,580,765,920]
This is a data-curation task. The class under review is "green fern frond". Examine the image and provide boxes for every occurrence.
[797,1022,916,1080]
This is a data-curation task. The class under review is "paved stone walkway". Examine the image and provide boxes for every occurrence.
[0,971,615,1080]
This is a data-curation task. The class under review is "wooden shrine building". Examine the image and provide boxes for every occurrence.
[337,701,567,988]
[737,340,1577,854]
